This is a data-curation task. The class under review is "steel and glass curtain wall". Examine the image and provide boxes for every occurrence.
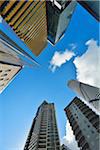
[46,0,77,45]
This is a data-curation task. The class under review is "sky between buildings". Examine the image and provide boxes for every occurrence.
[0,3,99,150]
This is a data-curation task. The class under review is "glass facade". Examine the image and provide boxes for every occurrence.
[46,1,77,44]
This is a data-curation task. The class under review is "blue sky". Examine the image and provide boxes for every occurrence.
[0,3,99,150]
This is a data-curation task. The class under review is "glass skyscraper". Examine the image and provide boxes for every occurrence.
[46,0,77,45]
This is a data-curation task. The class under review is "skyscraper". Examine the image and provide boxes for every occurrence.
[0,1,47,56]
[24,101,60,150]
[67,80,100,111]
[0,29,37,93]
[77,0,100,21]
[46,0,77,45]
[64,97,100,150]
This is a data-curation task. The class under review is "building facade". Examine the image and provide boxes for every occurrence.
[64,97,100,150]
[0,58,22,93]
[24,101,60,150]
[0,0,47,56]
[0,0,99,57]
[68,80,100,111]
[46,0,77,45]
[0,30,37,93]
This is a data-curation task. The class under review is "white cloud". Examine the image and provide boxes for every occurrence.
[73,39,100,87]
[62,120,79,150]
[62,39,100,149]
[49,50,75,72]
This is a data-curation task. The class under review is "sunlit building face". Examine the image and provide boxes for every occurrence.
[0,1,47,56]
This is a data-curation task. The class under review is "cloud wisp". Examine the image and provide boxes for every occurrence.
[69,43,77,50]
[49,49,75,72]
[73,39,100,87]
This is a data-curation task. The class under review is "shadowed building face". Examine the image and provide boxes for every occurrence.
[0,1,47,56]
[77,0,100,21]
[46,0,77,45]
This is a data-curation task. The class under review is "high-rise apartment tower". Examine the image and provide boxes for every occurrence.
[24,101,60,150]
[64,97,100,150]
